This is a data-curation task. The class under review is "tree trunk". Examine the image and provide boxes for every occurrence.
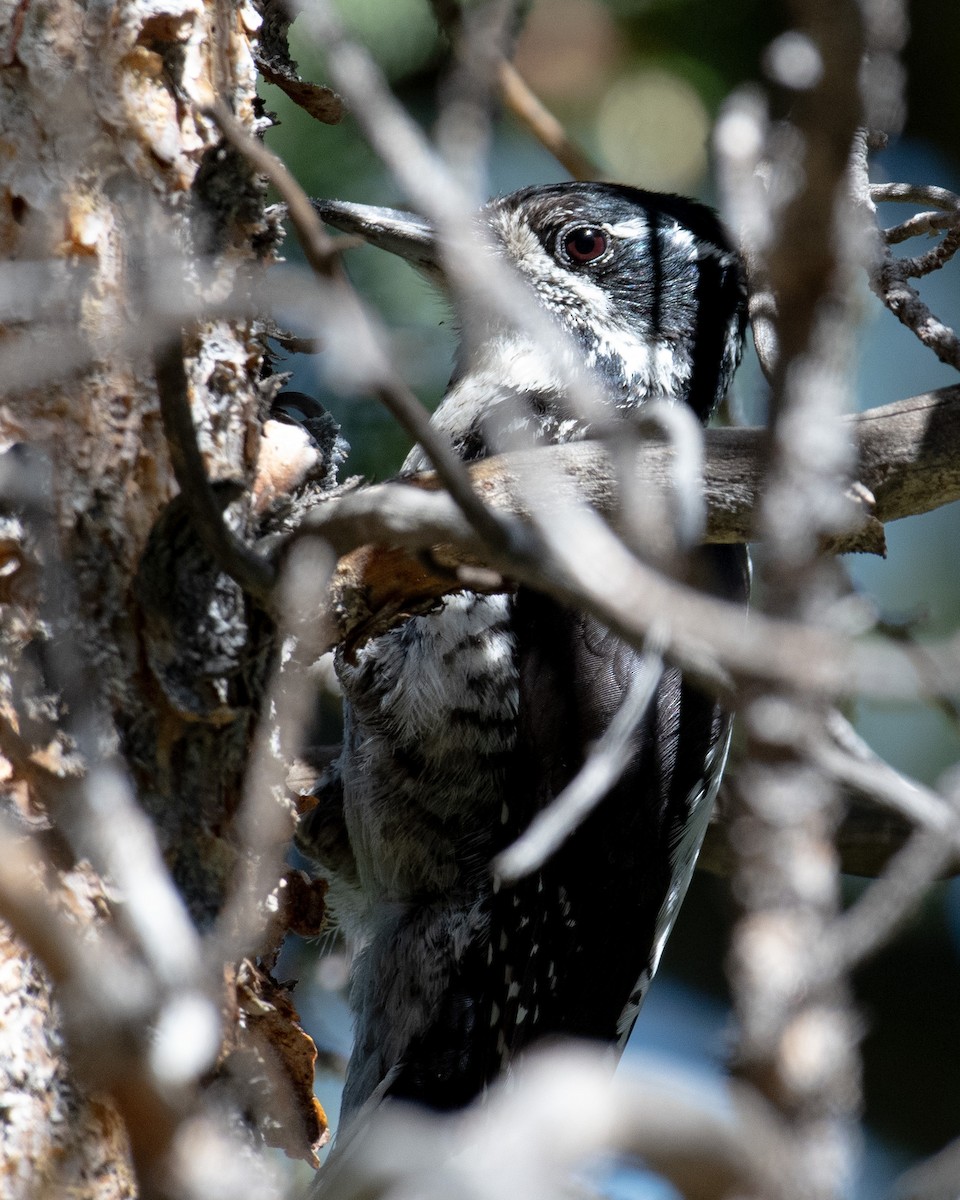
[0,0,285,1191]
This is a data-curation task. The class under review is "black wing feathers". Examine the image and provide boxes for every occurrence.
[388,545,746,1107]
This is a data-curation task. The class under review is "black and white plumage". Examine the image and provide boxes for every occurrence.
[298,183,749,1122]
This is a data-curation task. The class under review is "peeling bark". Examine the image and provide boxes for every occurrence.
[0,0,299,1192]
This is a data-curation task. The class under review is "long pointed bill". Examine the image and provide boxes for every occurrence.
[312,199,440,279]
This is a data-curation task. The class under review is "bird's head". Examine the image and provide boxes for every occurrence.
[314,182,746,455]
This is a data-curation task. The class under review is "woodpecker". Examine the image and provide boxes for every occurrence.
[298,182,748,1123]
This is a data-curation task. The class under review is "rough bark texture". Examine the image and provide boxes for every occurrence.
[0,0,283,1191]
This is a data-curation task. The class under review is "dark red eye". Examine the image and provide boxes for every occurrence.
[563,227,608,264]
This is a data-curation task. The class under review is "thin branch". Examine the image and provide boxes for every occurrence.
[861,177,960,371]
[882,209,958,245]
[300,0,618,439]
[700,778,922,880]
[428,0,600,181]
[206,102,345,278]
[871,181,960,212]
[819,825,955,973]
[299,380,960,556]
[894,1135,960,1200]
[809,721,960,851]
[713,10,871,1191]
[310,454,958,706]
[899,227,960,280]
[432,0,517,202]
[205,100,520,562]
[494,633,665,883]
[714,88,778,382]
[212,539,337,965]
[316,1045,782,1200]
[497,60,600,181]
[802,710,960,969]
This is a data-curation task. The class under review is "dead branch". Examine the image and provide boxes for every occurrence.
[865,179,960,369]
[292,385,960,671]
[316,1044,782,1200]
[208,101,517,560]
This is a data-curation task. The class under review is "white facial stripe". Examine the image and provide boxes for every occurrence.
[605,217,648,238]
[608,216,698,258]
[670,223,700,263]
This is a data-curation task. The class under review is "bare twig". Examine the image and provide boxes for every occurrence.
[872,181,960,214]
[212,539,336,965]
[299,384,960,558]
[494,632,665,883]
[428,0,600,181]
[497,60,600,181]
[814,712,960,839]
[299,0,616,440]
[796,711,960,969]
[870,265,960,370]
[206,100,519,561]
[315,1044,781,1200]
[714,88,779,382]
[701,775,922,880]
[861,179,960,370]
[821,826,955,973]
[894,1135,960,1200]
[432,0,517,201]
[882,209,958,246]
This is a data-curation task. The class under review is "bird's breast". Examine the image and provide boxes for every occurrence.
[336,591,520,907]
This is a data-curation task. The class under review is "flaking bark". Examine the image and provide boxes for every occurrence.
[0,0,299,1191]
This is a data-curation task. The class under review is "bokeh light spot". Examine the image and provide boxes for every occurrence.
[595,68,709,192]
[512,0,621,104]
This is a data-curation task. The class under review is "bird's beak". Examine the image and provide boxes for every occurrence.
[312,199,441,280]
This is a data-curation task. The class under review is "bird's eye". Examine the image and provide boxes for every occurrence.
[563,227,608,264]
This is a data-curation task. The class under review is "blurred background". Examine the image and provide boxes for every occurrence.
[261,1,960,1193]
